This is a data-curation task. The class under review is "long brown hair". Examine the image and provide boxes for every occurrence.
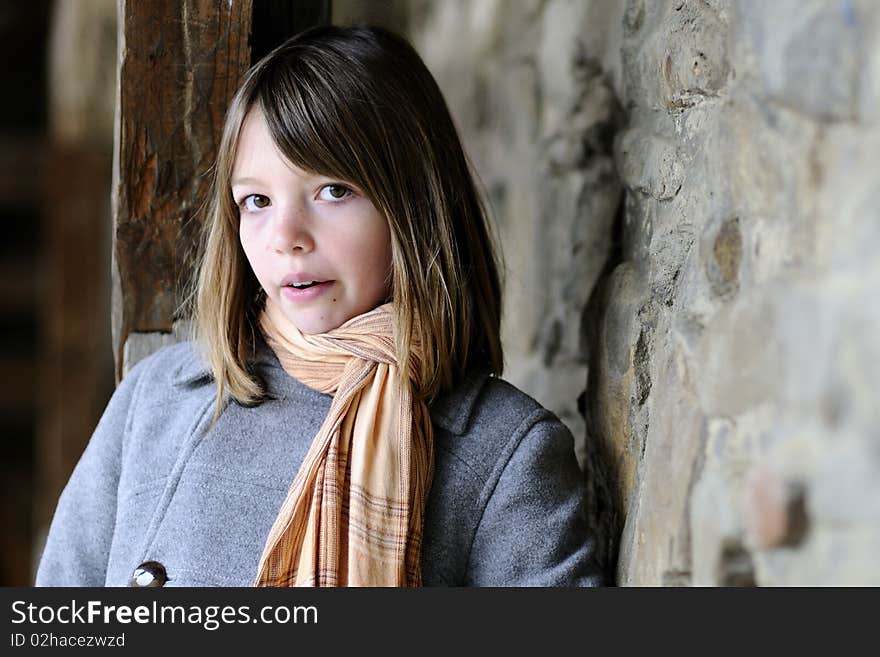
[187,25,505,423]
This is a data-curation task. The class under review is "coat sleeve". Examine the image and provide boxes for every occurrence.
[34,354,151,586]
[464,412,607,586]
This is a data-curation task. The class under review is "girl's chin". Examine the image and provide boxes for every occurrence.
[290,321,336,335]
[282,310,346,336]
[277,297,387,335]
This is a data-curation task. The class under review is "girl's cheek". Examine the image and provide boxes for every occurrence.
[239,218,261,243]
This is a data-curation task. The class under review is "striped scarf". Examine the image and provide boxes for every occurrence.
[252,297,433,586]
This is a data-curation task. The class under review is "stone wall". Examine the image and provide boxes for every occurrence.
[408,0,625,474]
[402,0,880,585]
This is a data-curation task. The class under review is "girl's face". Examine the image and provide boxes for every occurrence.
[233,107,393,334]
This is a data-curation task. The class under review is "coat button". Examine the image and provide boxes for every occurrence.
[130,561,168,587]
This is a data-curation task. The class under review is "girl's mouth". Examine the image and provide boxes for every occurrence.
[281,280,334,302]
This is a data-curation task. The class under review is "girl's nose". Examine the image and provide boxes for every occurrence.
[269,202,314,254]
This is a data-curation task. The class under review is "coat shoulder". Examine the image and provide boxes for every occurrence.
[469,376,547,429]
[440,374,566,481]
[123,340,211,388]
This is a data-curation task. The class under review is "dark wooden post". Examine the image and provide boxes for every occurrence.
[112,0,332,379]
[111,0,252,379]
[112,1,332,379]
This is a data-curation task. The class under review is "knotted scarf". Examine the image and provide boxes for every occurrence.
[252,297,434,586]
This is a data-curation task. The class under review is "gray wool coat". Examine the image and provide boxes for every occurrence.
[35,338,605,587]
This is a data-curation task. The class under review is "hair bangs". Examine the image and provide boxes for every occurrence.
[253,55,375,196]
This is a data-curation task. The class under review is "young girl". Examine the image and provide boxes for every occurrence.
[36,25,606,587]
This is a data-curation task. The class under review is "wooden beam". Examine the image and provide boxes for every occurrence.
[112,0,333,380]
[111,0,253,380]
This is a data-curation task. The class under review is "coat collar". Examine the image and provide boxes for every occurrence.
[171,342,489,436]
[427,366,491,435]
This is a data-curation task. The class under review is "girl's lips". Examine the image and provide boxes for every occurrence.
[280,280,335,302]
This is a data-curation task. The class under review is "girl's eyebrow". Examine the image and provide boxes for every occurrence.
[230,176,261,187]
[231,173,333,187]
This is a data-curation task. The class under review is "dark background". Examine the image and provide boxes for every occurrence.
[0,0,56,587]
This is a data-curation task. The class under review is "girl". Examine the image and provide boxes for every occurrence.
[36,25,606,587]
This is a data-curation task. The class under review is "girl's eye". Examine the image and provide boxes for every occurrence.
[241,194,270,211]
[318,184,352,201]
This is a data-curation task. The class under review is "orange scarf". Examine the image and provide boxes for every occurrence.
[253,297,433,586]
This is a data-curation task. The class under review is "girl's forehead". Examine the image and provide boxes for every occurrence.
[234,108,276,163]
[232,109,314,183]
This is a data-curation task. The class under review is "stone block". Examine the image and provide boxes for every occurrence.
[703,215,743,298]
[659,1,730,110]
[615,128,688,201]
[736,0,880,124]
